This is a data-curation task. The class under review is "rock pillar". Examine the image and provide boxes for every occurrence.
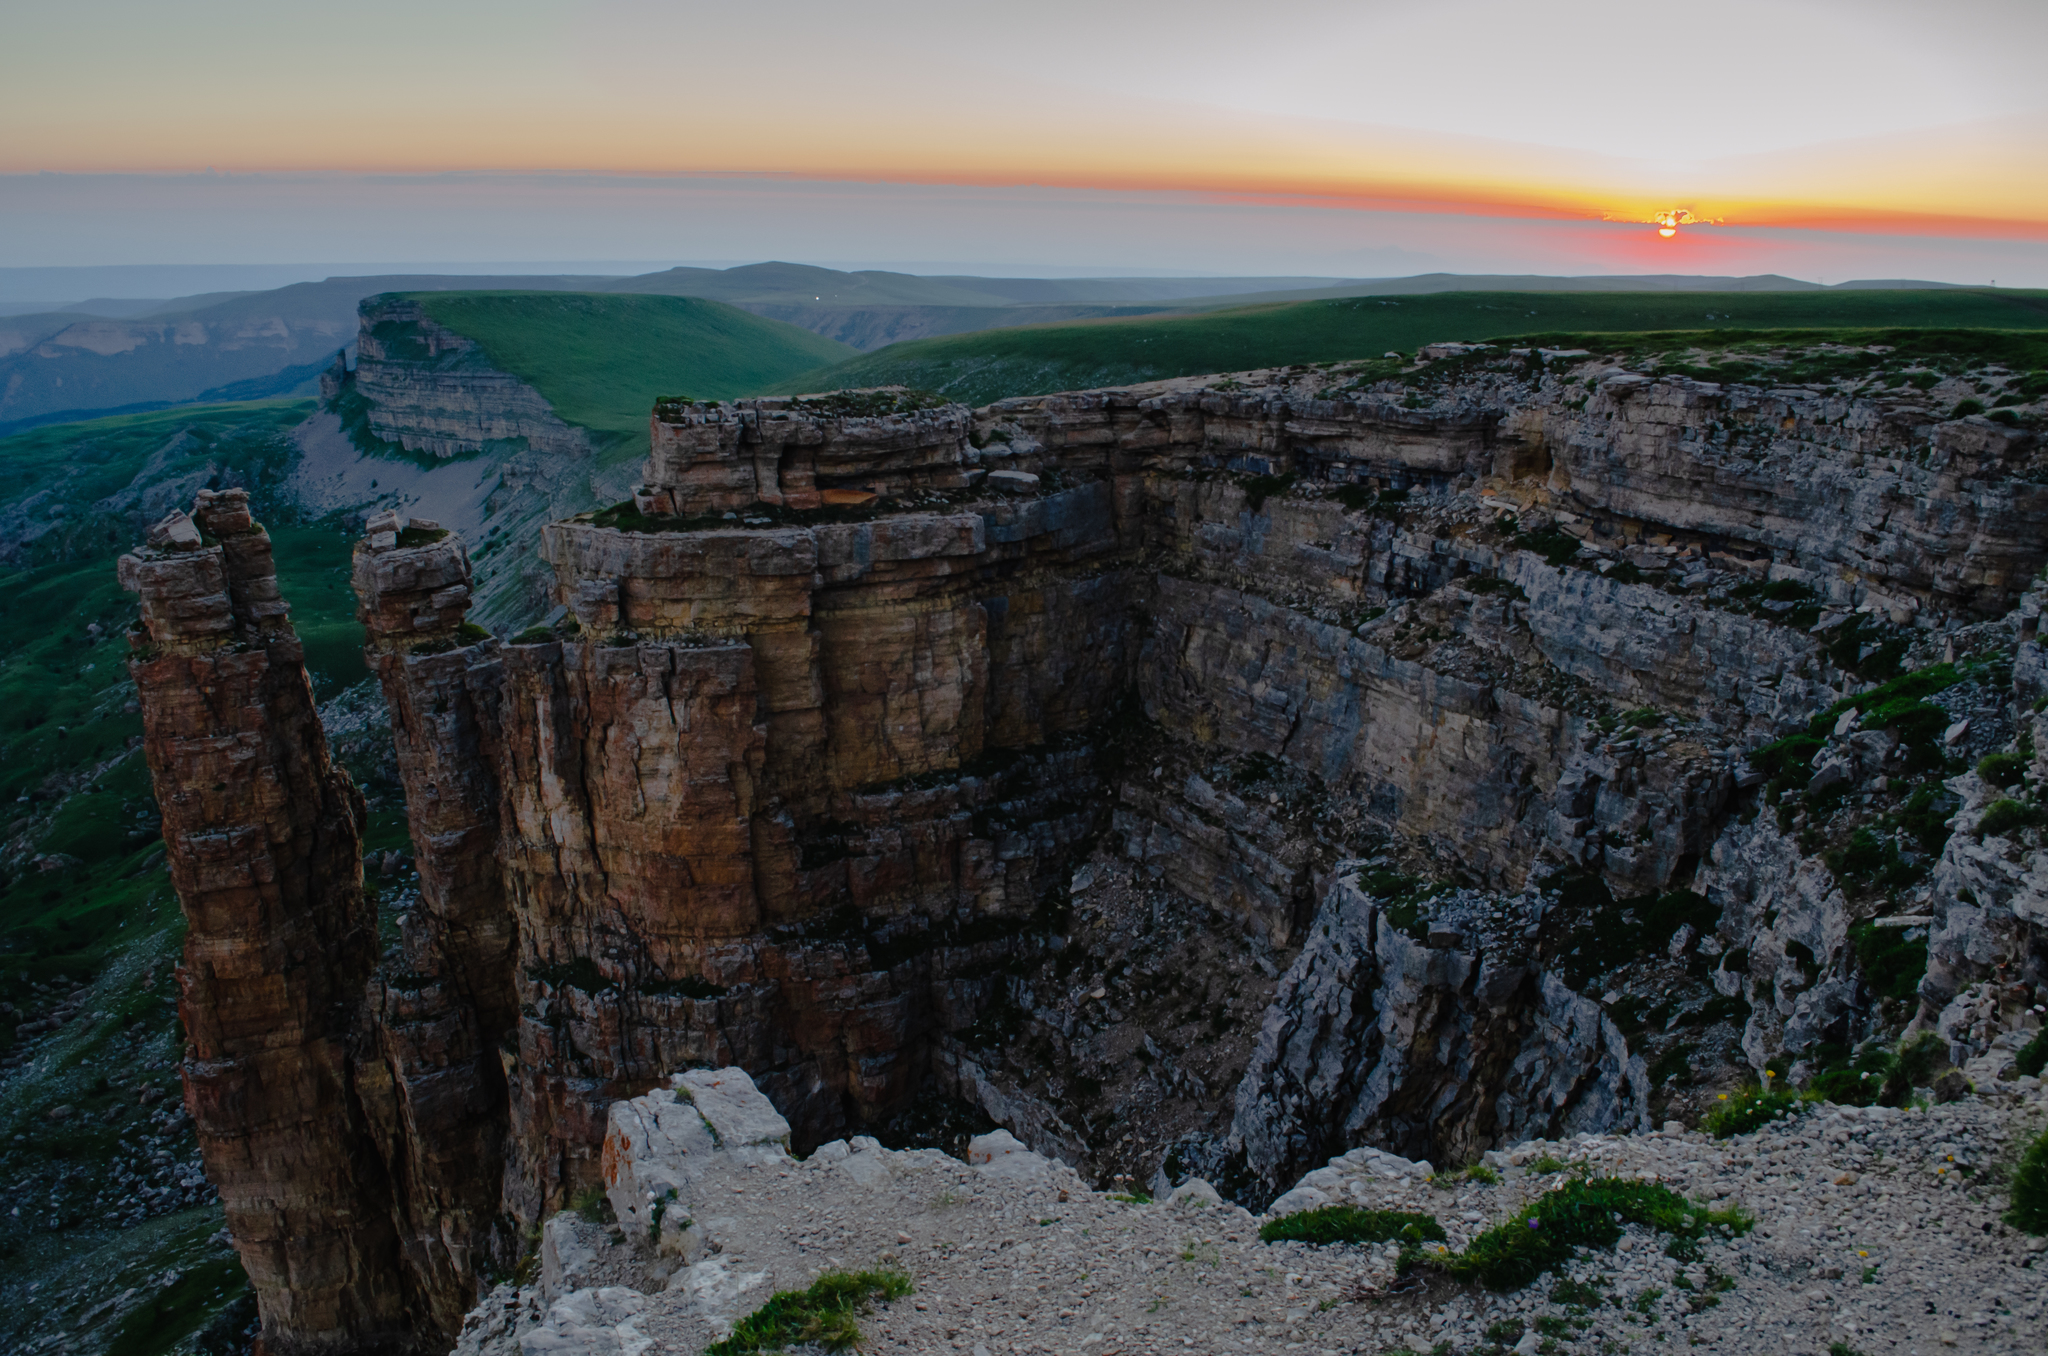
[120,489,417,1355]
[349,515,520,1330]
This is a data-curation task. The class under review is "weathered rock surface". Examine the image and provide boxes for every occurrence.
[130,350,2048,1353]
[1231,868,1651,1194]
[452,1065,2048,1356]
[349,298,596,462]
[119,489,421,1354]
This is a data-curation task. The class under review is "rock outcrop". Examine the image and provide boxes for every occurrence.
[128,349,2048,1353]
[346,298,595,462]
[451,1064,2048,1356]
[1230,868,1650,1194]
[119,488,419,1355]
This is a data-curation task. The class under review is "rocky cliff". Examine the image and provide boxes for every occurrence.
[345,298,596,463]
[119,489,419,1354]
[126,340,2048,1353]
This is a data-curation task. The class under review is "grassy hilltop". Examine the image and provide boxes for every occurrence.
[408,292,854,461]
[773,287,2048,405]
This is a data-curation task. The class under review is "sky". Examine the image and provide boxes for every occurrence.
[3,0,2046,284]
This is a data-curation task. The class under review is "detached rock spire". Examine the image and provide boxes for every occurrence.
[120,489,418,1355]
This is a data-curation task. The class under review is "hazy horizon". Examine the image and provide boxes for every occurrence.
[6,0,2045,286]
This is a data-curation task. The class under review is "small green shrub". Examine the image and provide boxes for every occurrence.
[1703,1084,1800,1137]
[1419,1177,1751,1291]
[1239,472,1296,513]
[1807,1043,1898,1106]
[1747,733,1822,787]
[1260,1205,1446,1247]
[2016,1027,2048,1079]
[1513,527,1584,567]
[1895,786,1959,855]
[1880,1031,1952,1106]
[1464,575,1527,600]
[2004,1128,2048,1235]
[1951,398,1985,419]
[1978,798,2042,840]
[648,1187,681,1244]
[1525,1154,1570,1175]
[1551,1277,1604,1309]
[570,1187,611,1223]
[1849,919,1928,1003]
[1977,752,2029,789]
[706,1269,914,1356]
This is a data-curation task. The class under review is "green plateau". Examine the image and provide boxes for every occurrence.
[409,292,855,464]
[768,287,2048,406]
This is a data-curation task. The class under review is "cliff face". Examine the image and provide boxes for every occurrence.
[348,298,596,462]
[129,350,2048,1353]
[119,489,417,1355]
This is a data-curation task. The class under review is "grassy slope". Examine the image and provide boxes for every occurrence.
[0,402,368,1356]
[414,292,855,463]
[774,288,2048,405]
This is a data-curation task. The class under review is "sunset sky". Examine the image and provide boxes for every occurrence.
[5,0,2046,282]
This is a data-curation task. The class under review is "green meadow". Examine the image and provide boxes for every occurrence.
[412,292,855,463]
[771,287,2048,405]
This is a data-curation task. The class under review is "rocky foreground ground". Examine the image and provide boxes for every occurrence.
[456,1069,2048,1356]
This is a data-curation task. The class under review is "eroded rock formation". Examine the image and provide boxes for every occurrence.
[129,349,2048,1353]
[120,488,418,1355]
[346,299,595,462]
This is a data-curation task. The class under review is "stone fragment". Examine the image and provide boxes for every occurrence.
[540,1217,600,1300]
[676,1068,793,1157]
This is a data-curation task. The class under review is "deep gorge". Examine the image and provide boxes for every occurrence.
[120,347,2048,1353]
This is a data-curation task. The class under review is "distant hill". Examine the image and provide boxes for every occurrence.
[0,273,616,434]
[402,291,856,451]
[775,287,2048,405]
[7,263,1986,432]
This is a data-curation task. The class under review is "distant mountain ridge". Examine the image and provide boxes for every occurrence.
[0,263,1982,433]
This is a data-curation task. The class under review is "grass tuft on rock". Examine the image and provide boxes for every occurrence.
[2005,1128,2048,1235]
[1413,1177,1752,1291]
[1260,1205,1446,1247]
[706,1268,914,1355]
[2017,1027,2048,1079]
[1702,1083,1802,1137]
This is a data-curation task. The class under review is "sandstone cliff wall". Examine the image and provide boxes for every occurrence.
[133,354,2048,1352]
[120,490,424,1355]
[351,298,595,462]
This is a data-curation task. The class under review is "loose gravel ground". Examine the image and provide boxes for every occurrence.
[461,1077,2048,1356]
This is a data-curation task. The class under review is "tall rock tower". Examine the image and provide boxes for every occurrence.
[120,489,418,1355]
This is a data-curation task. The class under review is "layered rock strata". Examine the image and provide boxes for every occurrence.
[1230,867,1650,1193]
[351,510,523,1332]
[119,489,417,1355]
[347,298,595,462]
[136,354,2048,1353]
[351,403,1126,1218]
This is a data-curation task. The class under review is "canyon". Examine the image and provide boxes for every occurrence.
[120,343,2048,1352]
